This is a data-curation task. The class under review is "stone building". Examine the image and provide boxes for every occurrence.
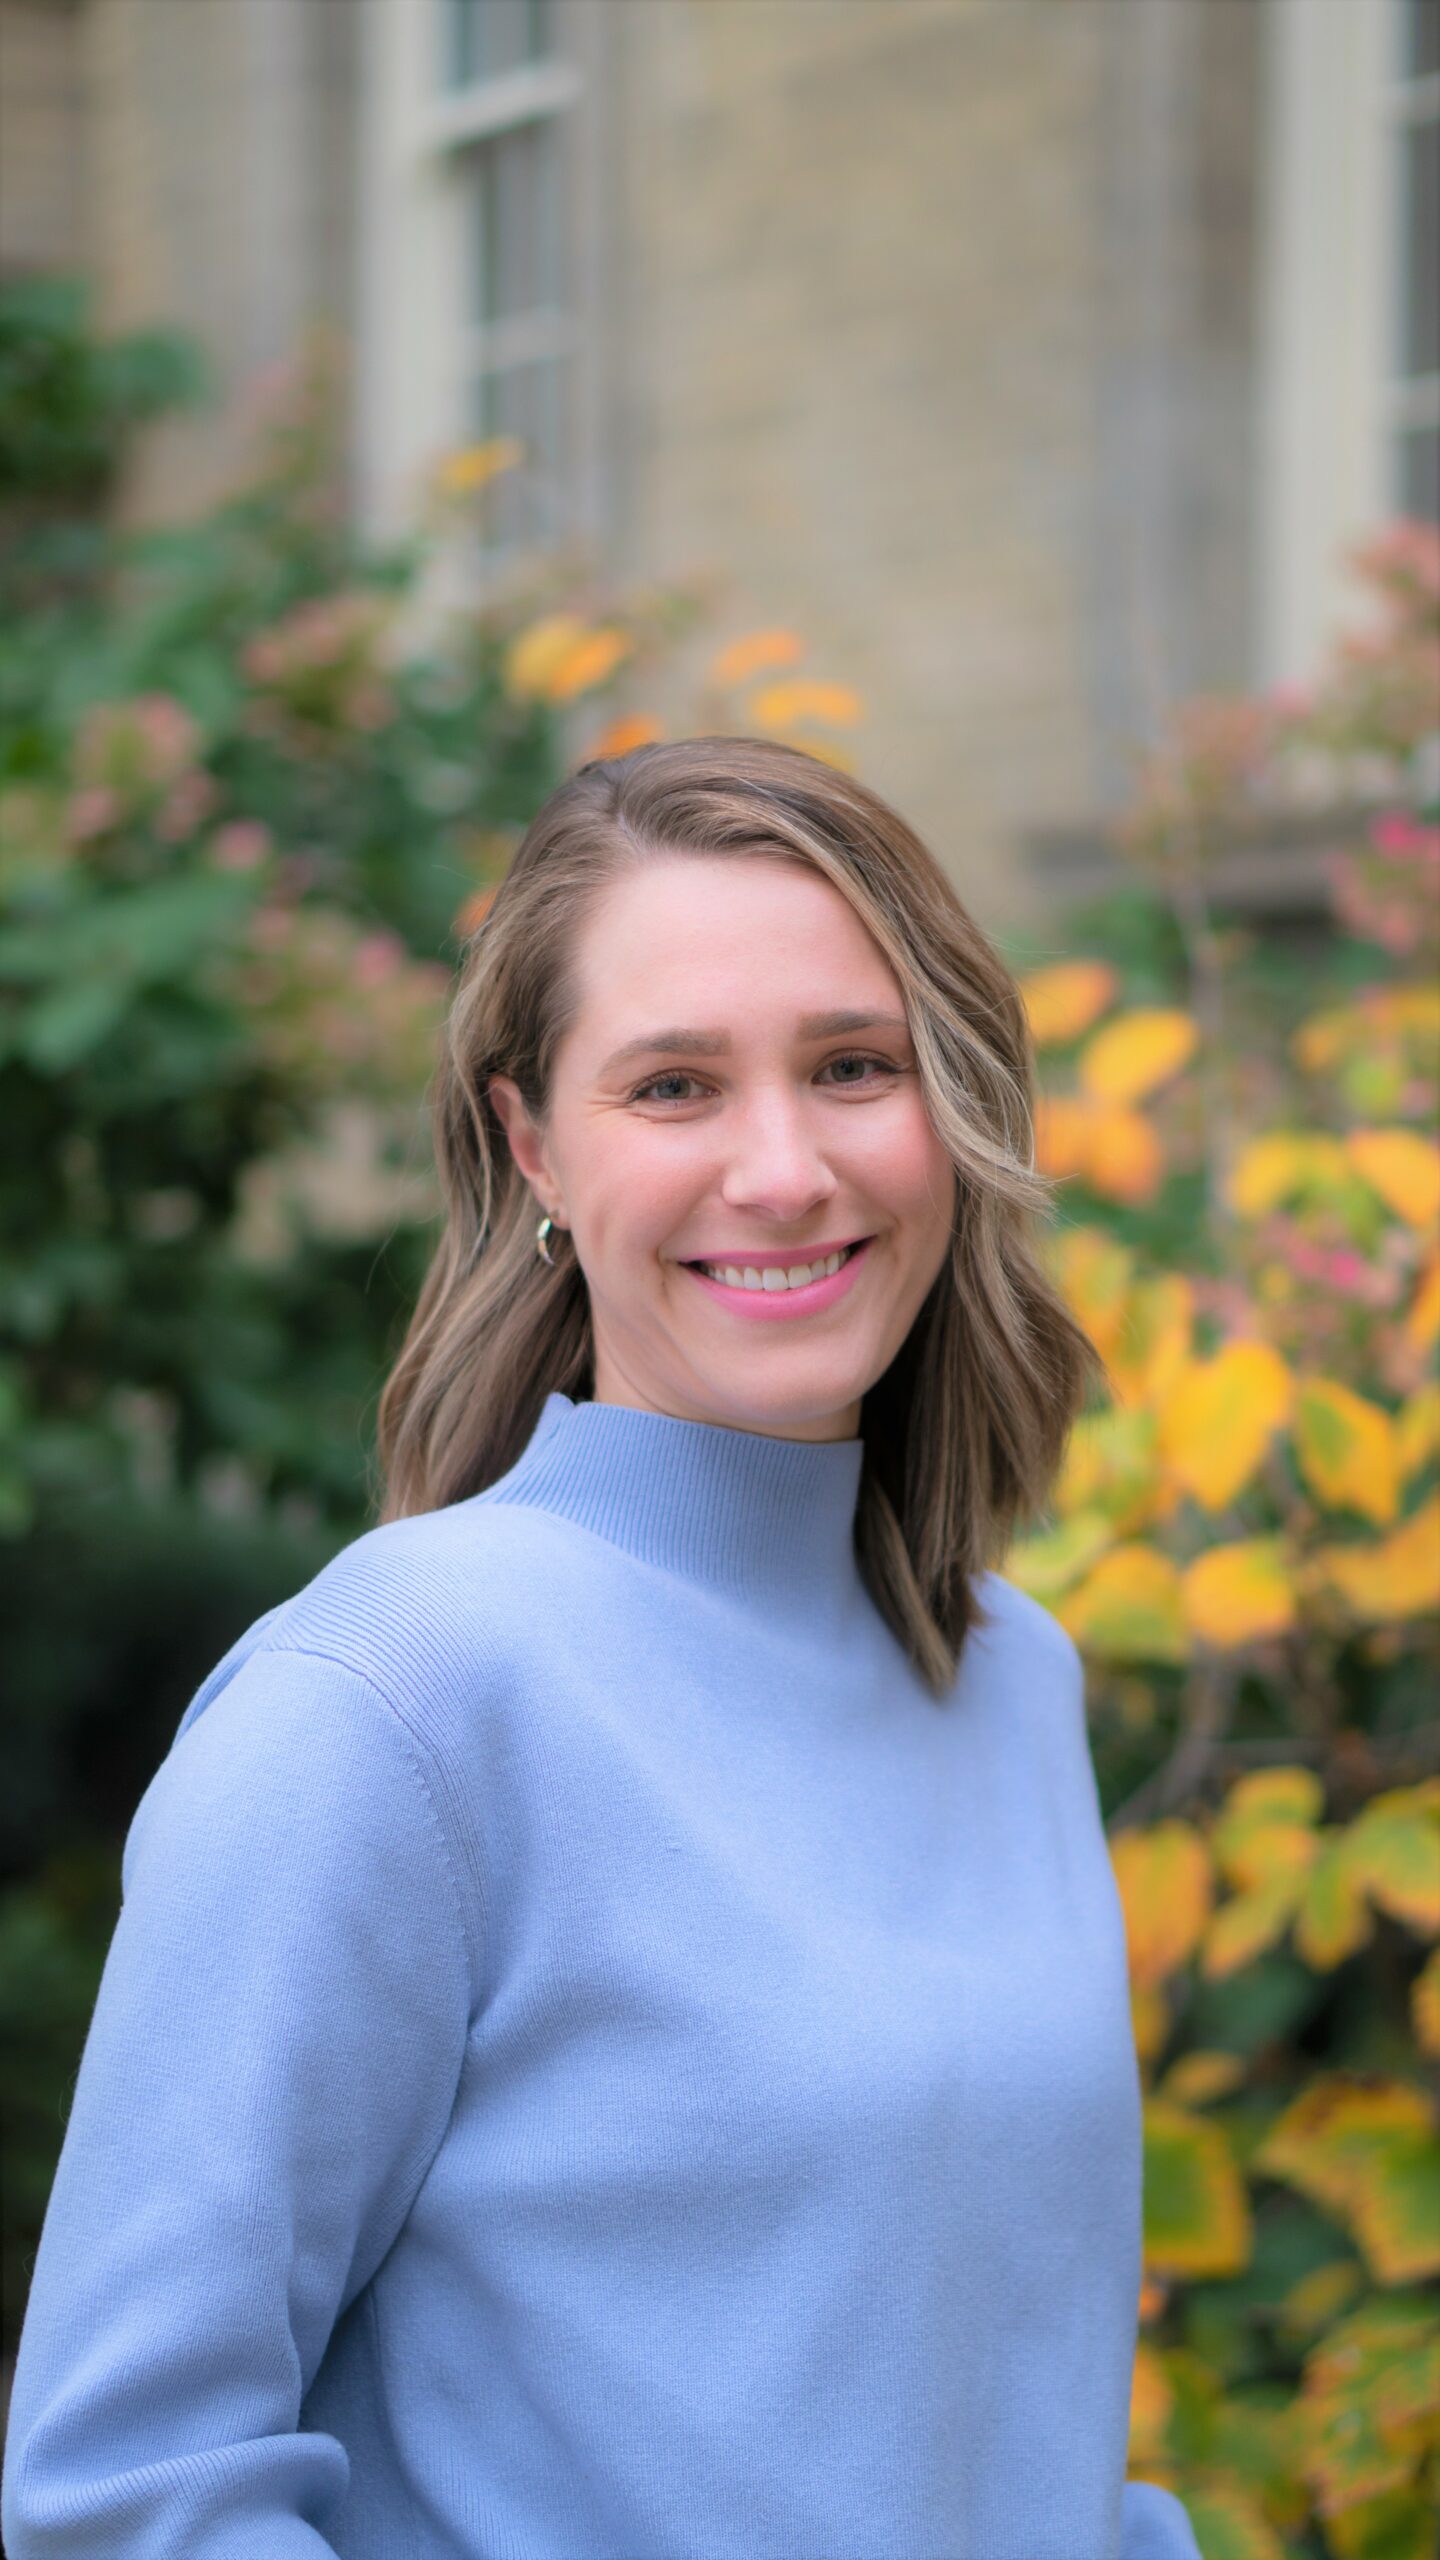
[1,0,1436,909]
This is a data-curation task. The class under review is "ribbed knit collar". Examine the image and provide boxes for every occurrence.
[488,1391,866,1608]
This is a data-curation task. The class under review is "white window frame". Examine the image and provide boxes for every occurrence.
[1258,0,1438,687]
[355,0,593,570]
[1383,11,1440,517]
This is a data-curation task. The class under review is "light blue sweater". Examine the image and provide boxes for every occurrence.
[4,1392,1202,2560]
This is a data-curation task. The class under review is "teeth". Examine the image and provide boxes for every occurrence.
[697,1247,852,1291]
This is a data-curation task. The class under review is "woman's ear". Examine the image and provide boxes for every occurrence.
[487,1076,562,1219]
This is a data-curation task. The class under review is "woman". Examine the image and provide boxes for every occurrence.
[3,739,1202,2559]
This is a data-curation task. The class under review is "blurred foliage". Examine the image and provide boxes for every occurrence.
[1007,524,1440,2557]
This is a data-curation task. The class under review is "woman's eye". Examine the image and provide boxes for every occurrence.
[631,1071,707,1105]
[819,1052,896,1086]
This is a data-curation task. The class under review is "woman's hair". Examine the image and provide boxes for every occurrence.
[376,735,1101,1694]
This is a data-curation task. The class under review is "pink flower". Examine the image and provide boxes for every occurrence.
[354,933,405,988]
[210,820,274,872]
[1370,811,1439,859]
[154,771,218,843]
[249,904,295,953]
[65,786,119,842]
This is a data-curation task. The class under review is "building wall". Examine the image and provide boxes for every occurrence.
[0,0,89,274]
[600,0,1262,911]
[50,0,359,521]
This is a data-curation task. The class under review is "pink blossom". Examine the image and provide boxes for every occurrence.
[154,771,218,843]
[65,786,119,842]
[210,820,273,872]
[249,904,295,953]
[354,933,405,988]
[1370,811,1439,859]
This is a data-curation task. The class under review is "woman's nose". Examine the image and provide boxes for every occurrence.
[717,1089,839,1222]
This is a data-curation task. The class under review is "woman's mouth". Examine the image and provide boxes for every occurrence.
[680,1237,874,1318]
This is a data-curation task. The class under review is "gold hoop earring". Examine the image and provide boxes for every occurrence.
[536,1214,556,1266]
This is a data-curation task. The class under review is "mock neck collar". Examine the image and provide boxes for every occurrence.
[485,1392,865,1610]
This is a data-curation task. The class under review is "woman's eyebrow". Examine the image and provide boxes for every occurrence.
[599,1010,909,1077]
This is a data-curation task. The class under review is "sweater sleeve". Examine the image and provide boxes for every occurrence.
[1121,2479,1205,2558]
[1,1643,476,2559]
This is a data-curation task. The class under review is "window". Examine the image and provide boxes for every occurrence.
[441,0,576,553]
[441,0,553,90]
[1386,0,1440,518]
[356,0,584,561]
[1258,0,1432,680]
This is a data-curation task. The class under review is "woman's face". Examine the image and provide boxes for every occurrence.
[488,853,957,1442]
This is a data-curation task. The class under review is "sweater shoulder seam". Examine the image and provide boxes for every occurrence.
[253,1635,482,2011]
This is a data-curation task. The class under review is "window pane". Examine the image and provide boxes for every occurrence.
[442,0,553,91]
[1404,0,1440,79]
[1399,114,1439,377]
[1397,422,1440,522]
[467,123,565,327]
[470,357,567,545]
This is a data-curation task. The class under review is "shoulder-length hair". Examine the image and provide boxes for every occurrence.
[376,735,1101,1694]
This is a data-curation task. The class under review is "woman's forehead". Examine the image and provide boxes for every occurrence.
[574,851,891,980]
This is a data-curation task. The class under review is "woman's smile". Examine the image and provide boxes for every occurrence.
[680,1235,874,1318]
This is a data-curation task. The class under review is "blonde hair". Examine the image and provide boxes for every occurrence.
[376,736,1100,1693]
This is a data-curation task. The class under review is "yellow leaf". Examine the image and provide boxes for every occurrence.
[1412,1946,1440,2056]
[1130,1982,1170,2064]
[503,613,588,698]
[706,628,805,688]
[1295,1830,1376,1970]
[1086,1106,1166,1205]
[580,714,663,760]
[1079,1008,1199,1106]
[1034,1094,1094,1182]
[1343,1785,1440,1938]
[1142,2098,1253,2276]
[1277,2258,1364,2340]
[1318,1493,1440,1621]
[1058,1544,1189,1662]
[1200,1868,1310,1977]
[1159,1341,1293,1511]
[1294,1379,1400,1527]
[747,679,864,729]
[1181,1540,1297,1648]
[1256,2076,1440,2284]
[1055,1407,1170,1535]
[1035,1100,1163,1200]
[1109,1274,1194,1412]
[1397,1382,1440,1484]
[1053,1228,1134,1362]
[1325,2491,1439,2560]
[1221,1766,1326,1827]
[1297,2296,1440,2522]
[1005,1511,1114,1604]
[1346,1127,1440,1229]
[544,627,632,702]
[1156,2050,1247,2107]
[1229,1131,1350,1218]
[1110,1822,1214,1988]
[1019,959,1119,1048]
[1180,2485,1290,2560]
[433,435,525,495]
[1292,1004,1355,1074]
[1210,1780,1320,1893]
[1128,2341,1173,2461]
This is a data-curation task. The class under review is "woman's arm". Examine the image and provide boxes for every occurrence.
[1,1643,475,2557]
[1121,2478,1206,2558]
